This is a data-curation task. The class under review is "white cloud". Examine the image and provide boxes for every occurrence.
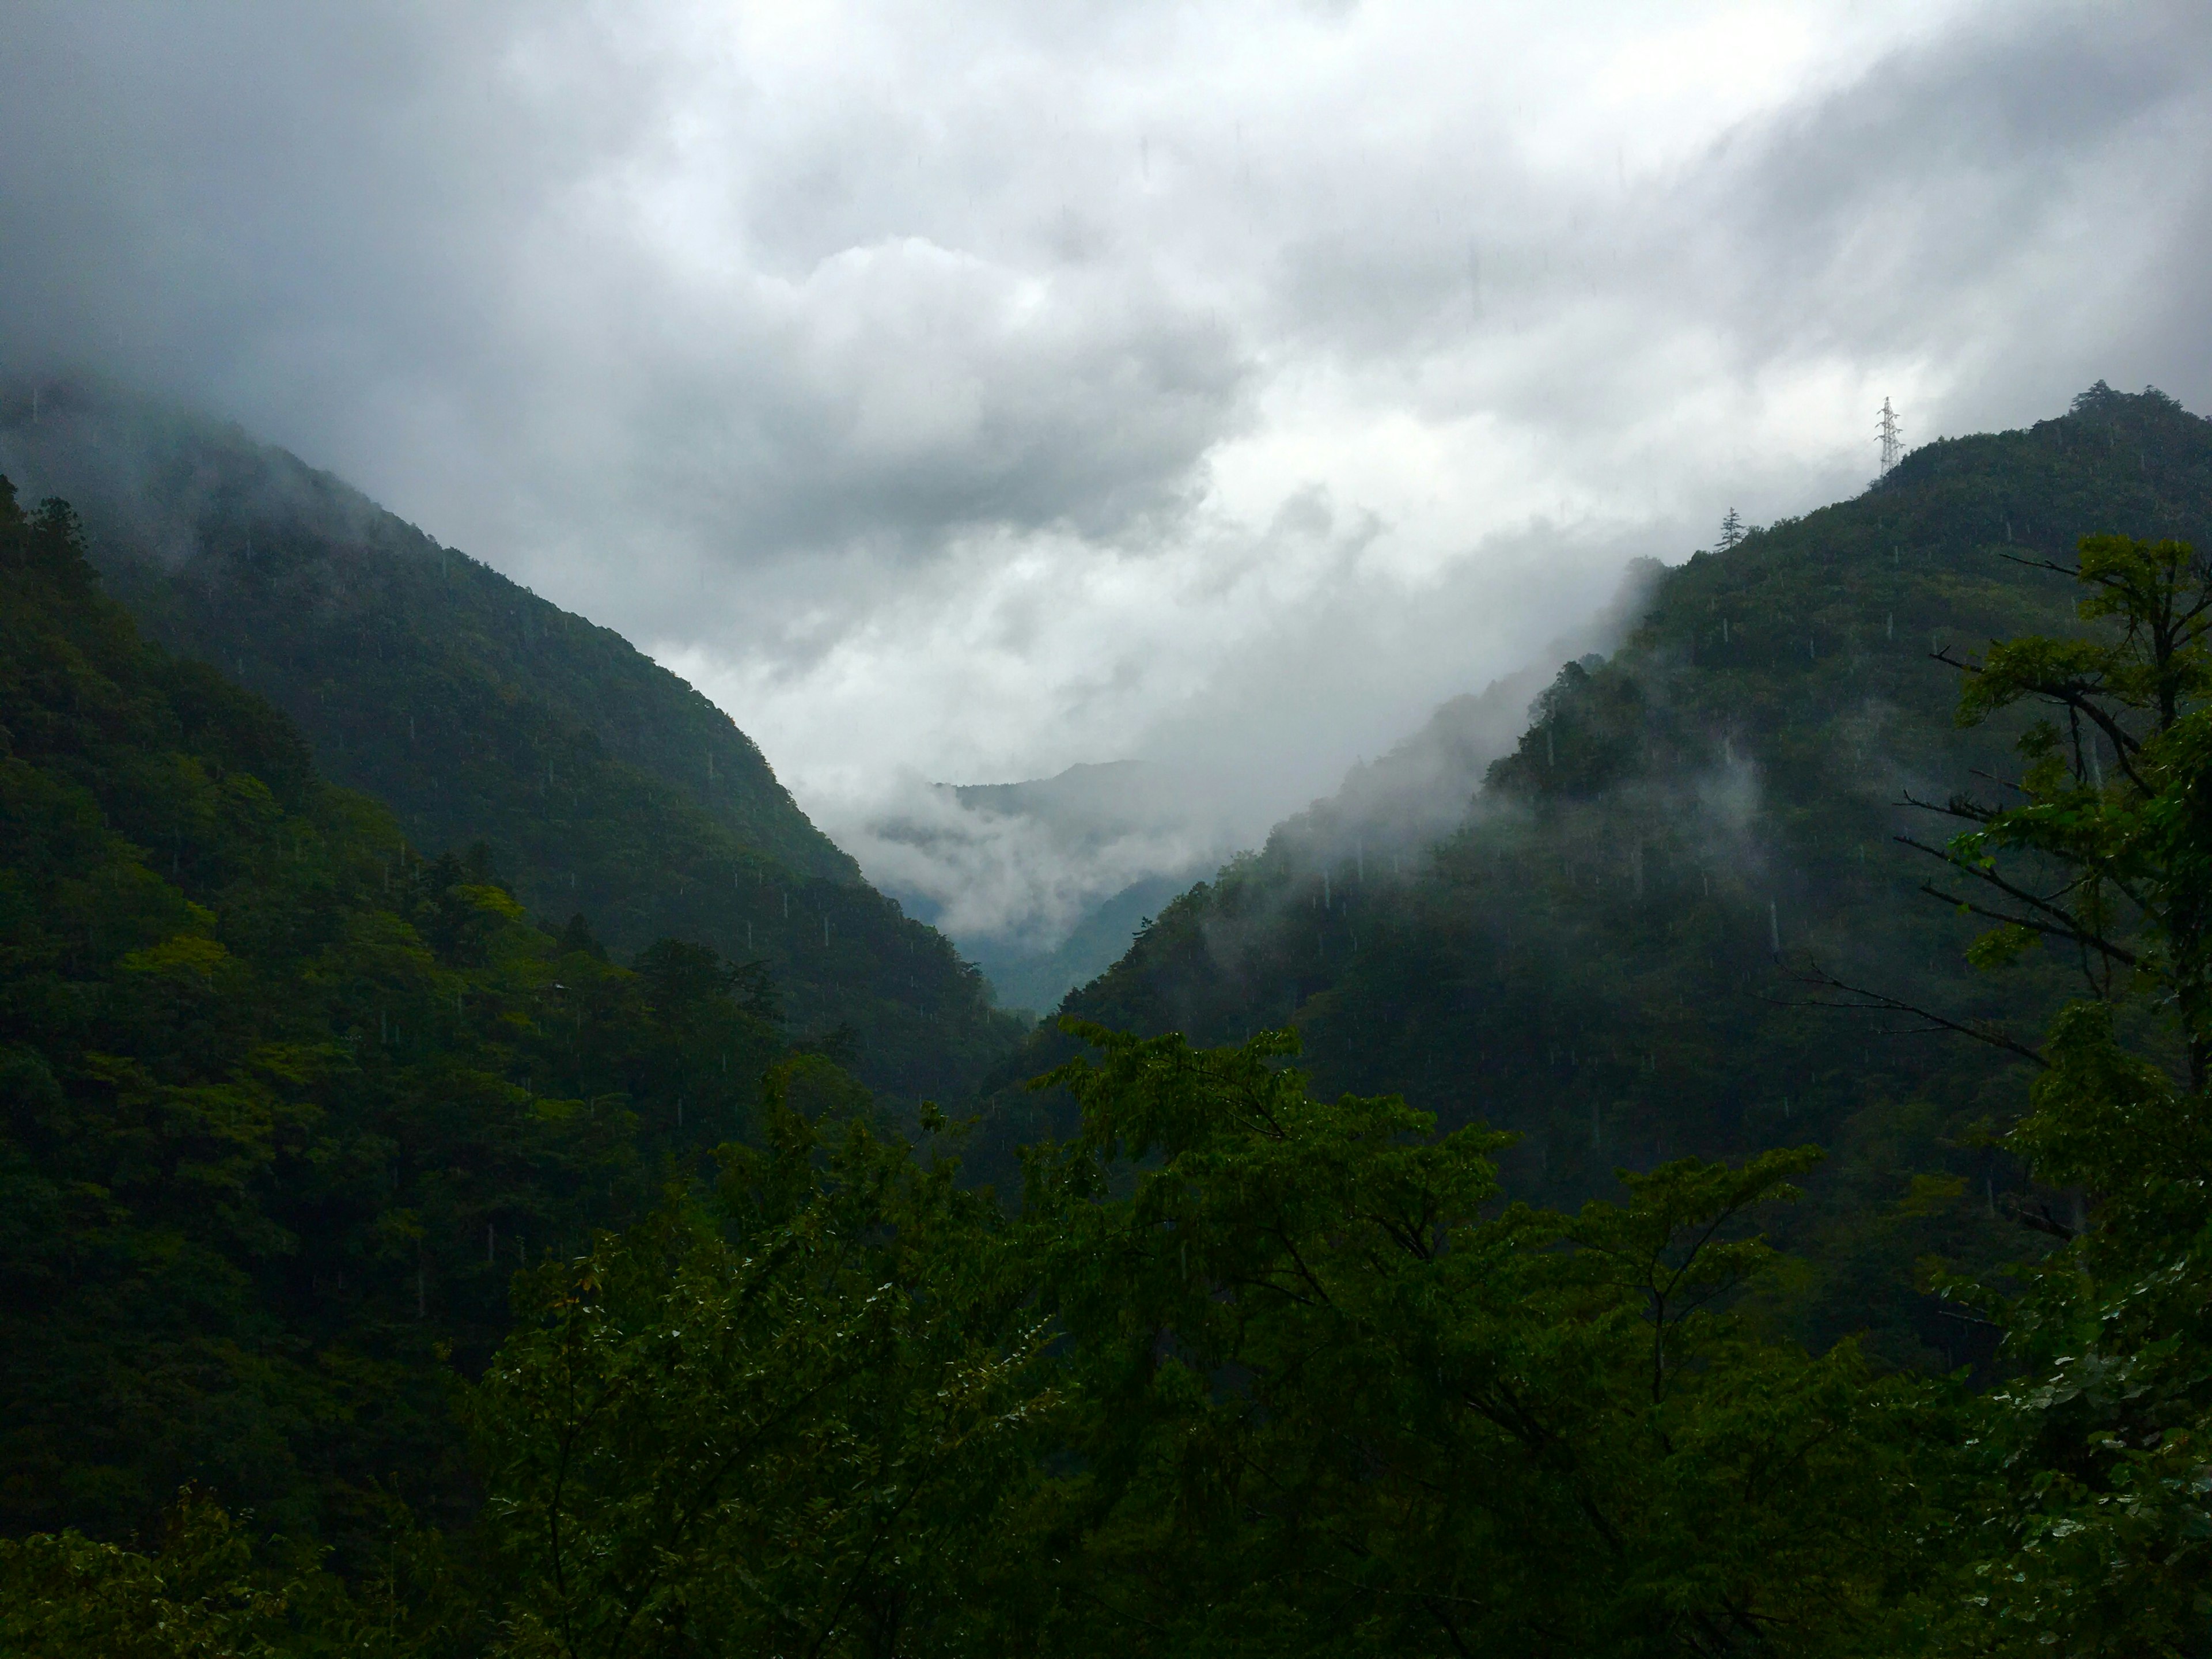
[3,0,2208,948]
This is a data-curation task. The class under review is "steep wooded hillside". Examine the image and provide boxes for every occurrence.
[986,383,2212,1361]
[0,474,857,1549]
[0,385,1025,1101]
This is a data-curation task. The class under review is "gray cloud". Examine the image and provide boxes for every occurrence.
[851,761,1244,948]
[1692,3,2207,382]
[4,0,2209,957]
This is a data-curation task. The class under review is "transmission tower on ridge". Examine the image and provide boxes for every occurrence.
[1877,397,1903,475]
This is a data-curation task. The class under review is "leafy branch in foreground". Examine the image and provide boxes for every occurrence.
[1929,535,2211,1088]
[1781,536,2207,1086]
[1907,537,2212,1657]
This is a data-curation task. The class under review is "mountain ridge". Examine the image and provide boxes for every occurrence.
[979,382,2212,1362]
[0,381,855,880]
[0,381,1025,1103]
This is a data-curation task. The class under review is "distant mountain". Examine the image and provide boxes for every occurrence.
[960,871,1195,1015]
[934,699,1566,1014]
[949,759,1210,839]
[0,381,1025,1103]
[860,759,1243,1013]
[986,383,2212,1362]
[885,563,1664,1014]
[945,761,1230,1012]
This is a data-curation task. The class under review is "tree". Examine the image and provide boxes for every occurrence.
[470,1058,1050,1659]
[1017,1022,1949,1658]
[0,1490,355,1659]
[0,474,794,1550]
[464,1016,1955,1659]
[1904,536,2212,1654]
[1719,508,1746,550]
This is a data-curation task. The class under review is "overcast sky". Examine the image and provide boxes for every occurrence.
[5,0,2209,938]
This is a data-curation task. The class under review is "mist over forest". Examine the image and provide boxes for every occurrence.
[7,4,2212,1657]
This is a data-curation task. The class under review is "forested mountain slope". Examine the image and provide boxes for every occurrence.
[0,384,1023,1101]
[0,455,1973,1649]
[11,459,2211,1659]
[0,474,874,1550]
[991,383,2212,1360]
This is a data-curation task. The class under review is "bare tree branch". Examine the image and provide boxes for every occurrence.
[2011,1203,2078,1243]
[1892,836,2143,970]
[1935,653,2154,790]
[1915,878,2142,970]
[1998,552,2082,580]
[1763,963,2051,1071]
[1899,788,1996,825]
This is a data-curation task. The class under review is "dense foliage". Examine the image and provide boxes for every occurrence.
[6,388,2212,1656]
[1918,529,2212,1653]
[0,384,1026,1105]
[0,478,798,1550]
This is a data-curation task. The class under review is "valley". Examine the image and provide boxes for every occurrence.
[5,381,2210,1656]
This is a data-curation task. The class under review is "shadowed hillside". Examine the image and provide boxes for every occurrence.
[0,384,1027,1101]
[983,383,2212,1361]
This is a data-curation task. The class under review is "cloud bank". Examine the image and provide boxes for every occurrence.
[3,0,2208,948]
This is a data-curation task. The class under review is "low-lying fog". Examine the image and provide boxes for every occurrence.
[5,2,2208,997]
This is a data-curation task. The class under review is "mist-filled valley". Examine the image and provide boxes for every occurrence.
[10,3,2212,1654]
